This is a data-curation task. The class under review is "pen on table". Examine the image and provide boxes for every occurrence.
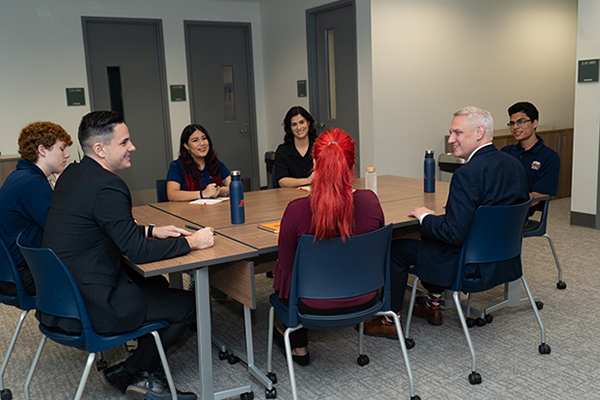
[185,224,200,231]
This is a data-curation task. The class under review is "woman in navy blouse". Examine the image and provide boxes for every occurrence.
[166,124,231,201]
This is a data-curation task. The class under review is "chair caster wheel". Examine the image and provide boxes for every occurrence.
[466,317,475,328]
[218,350,230,361]
[410,396,421,400]
[539,343,551,354]
[557,281,566,290]
[1,388,13,400]
[484,314,493,324]
[228,354,241,364]
[536,301,544,310]
[265,387,277,399]
[267,372,277,384]
[357,354,370,366]
[474,317,486,327]
[405,338,415,349]
[468,371,482,385]
[96,360,107,371]
[240,391,254,400]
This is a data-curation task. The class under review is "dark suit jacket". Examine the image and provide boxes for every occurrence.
[413,144,529,288]
[42,156,191,334]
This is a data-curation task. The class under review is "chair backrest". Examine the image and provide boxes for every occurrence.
[0,236,35,310]
[156,179,168,203]
[17,235,93,338]
[287,224,393,325]
[451,199,532,292]
[271,164,280,189]
[523,196,550,237]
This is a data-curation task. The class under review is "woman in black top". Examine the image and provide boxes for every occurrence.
[274,106,319,188]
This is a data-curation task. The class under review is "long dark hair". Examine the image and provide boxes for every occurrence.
[178,124,223,191]
[282,106,317,144]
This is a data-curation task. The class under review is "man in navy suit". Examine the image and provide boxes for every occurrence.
[365,106,529,338]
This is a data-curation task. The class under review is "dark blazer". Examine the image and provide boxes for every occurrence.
[42,156,191,334]
[413,144,529,288]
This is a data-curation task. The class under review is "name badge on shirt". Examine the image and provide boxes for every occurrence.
[531,161,541,170]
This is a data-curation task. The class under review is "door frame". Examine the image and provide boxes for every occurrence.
[183,21,260,191]
[81,17,173,168]
[306,0,359,166]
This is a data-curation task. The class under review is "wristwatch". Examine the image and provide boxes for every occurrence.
[148,224,155,238]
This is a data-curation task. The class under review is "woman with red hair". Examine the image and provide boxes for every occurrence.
[272,128,384,366]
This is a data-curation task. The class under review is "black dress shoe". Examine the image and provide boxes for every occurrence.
[126,370,197,400]
[100,362,133,394]
[273,329,310,366]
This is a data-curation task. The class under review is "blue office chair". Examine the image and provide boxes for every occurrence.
[0,238,36,400]
[524,196,566,289]
[266,224,419,400]
[156,179,169,203]
[404,199,550,385]
[17,236,179,400]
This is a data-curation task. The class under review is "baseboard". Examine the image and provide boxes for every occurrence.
[570,211,596,228]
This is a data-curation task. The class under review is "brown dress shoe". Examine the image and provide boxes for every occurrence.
[363,318,399,339]
[412,302,443,325]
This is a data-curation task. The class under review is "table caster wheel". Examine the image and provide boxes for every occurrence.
[466,317,475,328]
[357,354,369,366]
[474,317,486,327]
[240,391,254,400]
[536,301,544,310]
[405,338,415,349]
[228,354,240,364]
[1,388,13,400]
[557,281,566,290]
[484,314,493,324]
[265,387,277,399]
[96,360,107,371]
[539,343,551,354]
[218,350,230,361]
[468,371,482,385]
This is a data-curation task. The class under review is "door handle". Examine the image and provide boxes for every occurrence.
[239,129,249,133]
[317,122,326,129]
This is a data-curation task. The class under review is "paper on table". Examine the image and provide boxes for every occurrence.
[297,186,311,192]
[189,197,229,205]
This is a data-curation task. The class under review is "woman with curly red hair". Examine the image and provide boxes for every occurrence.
[0,121,72,296]
[166,124,231,201]
[272,128,385,366]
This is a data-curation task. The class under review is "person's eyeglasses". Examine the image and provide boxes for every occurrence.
[507,118,531,128]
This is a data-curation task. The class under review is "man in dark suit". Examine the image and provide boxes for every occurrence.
[43,111,214,399]
[365,106,529,338]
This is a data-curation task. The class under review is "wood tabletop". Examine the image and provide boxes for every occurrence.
[129,206,258,277]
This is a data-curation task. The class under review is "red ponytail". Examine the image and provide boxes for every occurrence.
[310,128,356,241]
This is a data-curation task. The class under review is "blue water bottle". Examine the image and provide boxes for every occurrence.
[424,149,435,193]
[229,170,245,224]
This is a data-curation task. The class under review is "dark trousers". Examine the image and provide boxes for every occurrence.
[390,239,444,314]
[123,268,196,373]
[0,262,36,296]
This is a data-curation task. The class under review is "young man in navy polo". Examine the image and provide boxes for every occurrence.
[500,102,560,200]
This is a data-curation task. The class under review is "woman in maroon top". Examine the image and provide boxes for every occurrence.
[272,128,384,366]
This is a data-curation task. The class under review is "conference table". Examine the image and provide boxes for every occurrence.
[130,175,450,399]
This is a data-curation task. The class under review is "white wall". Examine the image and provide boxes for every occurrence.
[573,0,599,221]
[0,0,268,182]
[370,0,577,179]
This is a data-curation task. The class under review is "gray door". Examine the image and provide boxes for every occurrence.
[83,18,172,203]
[308,1,359,168]
[185,22,258,191]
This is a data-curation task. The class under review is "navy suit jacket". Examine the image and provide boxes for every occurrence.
[42,157,191,334]
[413,144,529,288]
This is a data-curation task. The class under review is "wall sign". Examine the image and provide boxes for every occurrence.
[66,88,85,106]
[578,59,599,83]
[170,85,186,101]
